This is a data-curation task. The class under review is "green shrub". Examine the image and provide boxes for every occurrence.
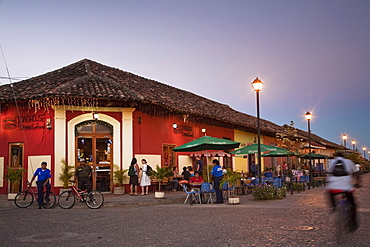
[252,184,286,200]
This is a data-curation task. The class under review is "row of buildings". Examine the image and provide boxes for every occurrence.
[0,59,343,194]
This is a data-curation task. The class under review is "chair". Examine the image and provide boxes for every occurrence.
[181,184,201,205]
[243,179,253,194]
[161,177,170,192]
[221,182,234,199]
[273,178,282,188]
[200,183,214,204]
[235,180,243,195]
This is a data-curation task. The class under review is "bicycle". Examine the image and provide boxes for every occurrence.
[14,181,56,209]
[58,180,104,209]
[333,191,353,237]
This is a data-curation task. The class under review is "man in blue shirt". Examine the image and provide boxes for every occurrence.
[195,157,204,176]
[30,161,51,209]
[211,159,223,204]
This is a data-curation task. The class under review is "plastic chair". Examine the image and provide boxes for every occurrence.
[200,183,214,204]
[181,184,201,205]
[273,178,282,188]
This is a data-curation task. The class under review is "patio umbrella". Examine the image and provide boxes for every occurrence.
[173,136,240,180]
[172,136,240,152]
[230,143,286,155]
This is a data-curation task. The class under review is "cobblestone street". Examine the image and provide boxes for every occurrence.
[0,173,369,247]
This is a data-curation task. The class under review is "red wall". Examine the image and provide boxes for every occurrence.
[0,106,55,193]
[132,111,235,161]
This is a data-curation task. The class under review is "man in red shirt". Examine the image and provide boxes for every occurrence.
[189,172,204,191]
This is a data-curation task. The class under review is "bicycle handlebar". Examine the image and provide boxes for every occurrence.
[68,180,77,183]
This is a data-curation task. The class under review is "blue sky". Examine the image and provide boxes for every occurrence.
[1,0,369,156]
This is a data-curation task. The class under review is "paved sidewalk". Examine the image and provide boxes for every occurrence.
[1,173,368,210]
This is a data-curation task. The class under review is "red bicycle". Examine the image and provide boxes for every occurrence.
[58,180,104,209]
[14,181,56,209]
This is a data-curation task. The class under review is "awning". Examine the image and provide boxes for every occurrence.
[189,151,232,157]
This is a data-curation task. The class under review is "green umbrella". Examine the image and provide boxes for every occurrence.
[173,136,240,181]
[230,143,286,155]
[261,150,302,157]
[172,136,240,152]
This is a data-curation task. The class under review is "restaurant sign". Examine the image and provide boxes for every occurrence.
[3,114,47,130]
[174,125,193,137]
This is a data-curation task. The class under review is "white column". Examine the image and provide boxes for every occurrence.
[122,109,134,170]
[54,108,66,187]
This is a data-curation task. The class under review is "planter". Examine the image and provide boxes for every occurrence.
[228,197,240,205]
[114,186,125,195]
[154,191,165,199]
[8,193,17,201]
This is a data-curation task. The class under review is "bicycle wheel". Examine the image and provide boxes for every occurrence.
[42,191,56,209]
[14,191,34,208]
[86,191,104,209]
[58,190,76,209]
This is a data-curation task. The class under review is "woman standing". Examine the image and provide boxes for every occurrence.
[129,158,140,196]
[140,159,151,195]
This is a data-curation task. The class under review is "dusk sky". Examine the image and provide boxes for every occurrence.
[1,1,369,155]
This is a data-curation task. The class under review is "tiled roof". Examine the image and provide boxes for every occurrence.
[0,58,339,149]
[0,59,284,136]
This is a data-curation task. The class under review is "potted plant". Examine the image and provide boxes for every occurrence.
[4,166,26,200]
[151,165,173,199]
[113,164,128,195]
[220,169,242,205]
[58,158,75,194]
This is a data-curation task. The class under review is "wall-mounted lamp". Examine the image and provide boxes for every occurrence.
[46,119,52,129]
[173,123,178,129]
[93,112,99,120]
[201,128,206,136]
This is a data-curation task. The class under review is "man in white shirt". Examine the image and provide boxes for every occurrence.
[326,152,360,232]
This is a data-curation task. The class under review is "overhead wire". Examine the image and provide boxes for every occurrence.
[0,45,35,173]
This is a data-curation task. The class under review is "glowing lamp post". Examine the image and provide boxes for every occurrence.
[305,111,313,188]
[342,135,347,156]
[362,147,366,158]
[352,140,356,151]
[252,77,263,182]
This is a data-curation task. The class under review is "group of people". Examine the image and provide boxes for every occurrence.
[29,152,362,232]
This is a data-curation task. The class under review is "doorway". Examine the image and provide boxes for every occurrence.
[8,143,24,193]
[75,121,113,192]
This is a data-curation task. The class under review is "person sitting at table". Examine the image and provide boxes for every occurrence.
[263,168,274,178]
[181,166,190,182]
[189,172,204,191]
[188,166,194,177]
[171,166,180,191]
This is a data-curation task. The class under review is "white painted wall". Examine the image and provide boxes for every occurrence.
[135,155,161,170]
[28,155,51,182]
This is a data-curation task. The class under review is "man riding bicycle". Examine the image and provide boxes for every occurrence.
[326,152,360,232]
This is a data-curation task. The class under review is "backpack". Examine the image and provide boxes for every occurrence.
[128,165,136,176]
[146,165,152,176]
[332,159,349,177]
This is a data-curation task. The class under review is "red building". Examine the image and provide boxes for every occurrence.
[0,59,341,195]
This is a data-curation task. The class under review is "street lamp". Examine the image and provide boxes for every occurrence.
[342,135,347,155]
[362,147,366,158]
[252,77,263,182]
[305,111,313,189]
[352,140,356,151]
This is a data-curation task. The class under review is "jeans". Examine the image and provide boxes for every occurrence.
[36,180,51,206]
[214,176,223,203]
